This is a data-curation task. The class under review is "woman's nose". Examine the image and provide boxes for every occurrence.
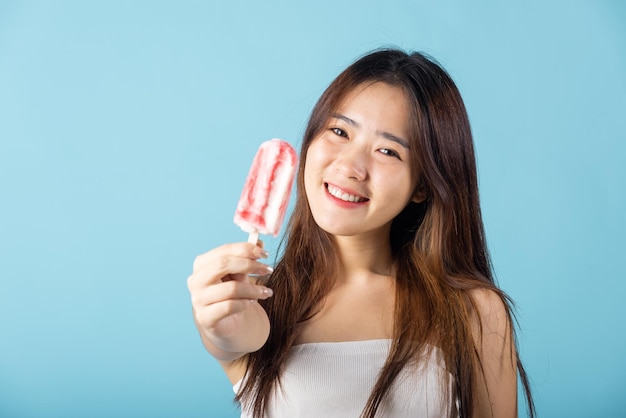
[335,145,368,181]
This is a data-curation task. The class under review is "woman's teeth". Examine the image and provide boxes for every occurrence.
[327,184,367,203]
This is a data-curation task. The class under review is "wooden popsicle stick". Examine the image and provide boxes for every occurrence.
[247,230,259,245]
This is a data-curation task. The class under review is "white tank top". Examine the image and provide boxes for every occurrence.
[234,339,456,417]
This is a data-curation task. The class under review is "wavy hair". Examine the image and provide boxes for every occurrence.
[236,48,535,418]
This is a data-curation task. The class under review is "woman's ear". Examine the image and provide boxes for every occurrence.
[412,182,427,203]
[412,192,426,204]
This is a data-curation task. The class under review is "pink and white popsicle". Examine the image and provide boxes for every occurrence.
[234,139,298,244]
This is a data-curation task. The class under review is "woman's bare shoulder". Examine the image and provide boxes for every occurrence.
[467,288,518,417]
[467,287,512,338]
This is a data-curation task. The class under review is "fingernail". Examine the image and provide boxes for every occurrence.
[254,247,269,259]
[265,265,274,273]
[262,287,274,297]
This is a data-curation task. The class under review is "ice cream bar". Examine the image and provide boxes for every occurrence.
[234,138,298,243]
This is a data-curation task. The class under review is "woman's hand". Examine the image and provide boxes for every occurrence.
[187,242,273,364]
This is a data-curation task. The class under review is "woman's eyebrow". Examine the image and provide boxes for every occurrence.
[331,113,409,149]
[380,132,409,149]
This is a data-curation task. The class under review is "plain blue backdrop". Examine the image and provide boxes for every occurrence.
[1,1,624,417]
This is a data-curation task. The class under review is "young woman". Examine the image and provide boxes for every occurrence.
[187,49,535,418]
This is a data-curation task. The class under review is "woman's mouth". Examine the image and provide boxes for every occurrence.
[325,183,369,203]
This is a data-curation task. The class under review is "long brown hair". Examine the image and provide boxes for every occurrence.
[236,49,535,418]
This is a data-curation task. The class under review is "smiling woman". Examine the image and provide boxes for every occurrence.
[187,48,535,418]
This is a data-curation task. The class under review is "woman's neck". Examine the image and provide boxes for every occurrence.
[332,232,394,282]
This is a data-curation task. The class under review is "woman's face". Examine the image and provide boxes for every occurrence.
[304,82,422,240]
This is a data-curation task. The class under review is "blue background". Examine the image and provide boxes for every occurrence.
[1,1,624,417]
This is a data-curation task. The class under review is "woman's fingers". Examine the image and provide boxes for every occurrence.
[191,279,273,331]
[188,254,272,289]
[191,280,273,308]
[192,242,268,272]
[194,299,259,330]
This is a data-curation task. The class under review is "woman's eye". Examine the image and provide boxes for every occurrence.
[331,127,348,138]
[379,148,401,159]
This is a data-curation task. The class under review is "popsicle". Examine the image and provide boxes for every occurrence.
[234,138,298,244]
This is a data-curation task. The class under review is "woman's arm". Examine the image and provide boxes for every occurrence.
[470,288,518,418]
[187,242,273,383]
